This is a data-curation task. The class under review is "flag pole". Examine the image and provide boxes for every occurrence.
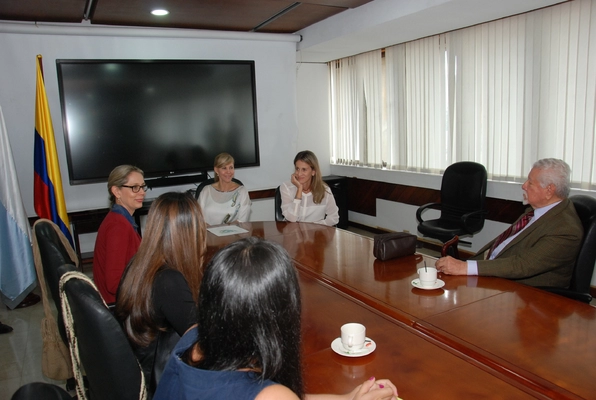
[33,54,73,244]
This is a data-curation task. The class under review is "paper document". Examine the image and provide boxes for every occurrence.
[207,225,249,237]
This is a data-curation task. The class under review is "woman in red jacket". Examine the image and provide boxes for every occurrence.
[93,165,147,304]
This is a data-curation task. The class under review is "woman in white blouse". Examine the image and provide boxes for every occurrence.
[280,150,339,226]
[198,153,251,225]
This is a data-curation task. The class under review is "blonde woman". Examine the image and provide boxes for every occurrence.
[280,150,339,226]
[198,153,251,225]
[93,165,146,304]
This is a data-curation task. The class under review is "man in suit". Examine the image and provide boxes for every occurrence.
[435,158,582,287]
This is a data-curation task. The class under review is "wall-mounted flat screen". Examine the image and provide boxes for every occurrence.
[56,59,259,185]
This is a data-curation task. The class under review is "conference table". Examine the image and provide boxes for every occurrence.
[205,221,596,400]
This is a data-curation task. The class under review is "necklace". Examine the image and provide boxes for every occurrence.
[215,182,238,192]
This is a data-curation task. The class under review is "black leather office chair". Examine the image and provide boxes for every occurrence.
[60,271,146,400]
[274,186,284,221]
[33,219,79,344]
[194,177,244,199]
[11,382,73,400]
[416,162,487,247]
[538,195,596,303]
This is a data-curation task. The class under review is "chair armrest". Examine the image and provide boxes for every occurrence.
[416,203,441,223]
[537,287,593,304]
[459,209,487,232]
[441,236,460,258]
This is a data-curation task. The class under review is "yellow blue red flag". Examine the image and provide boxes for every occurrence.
[33,55,72,244]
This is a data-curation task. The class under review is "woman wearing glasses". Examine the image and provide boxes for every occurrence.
[93,165,147,304]
[198,153,251,225]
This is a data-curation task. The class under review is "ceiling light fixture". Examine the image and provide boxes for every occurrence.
[151,9,169,16]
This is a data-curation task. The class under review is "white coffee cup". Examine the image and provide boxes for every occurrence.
[417,266,438,288]
[341,323,366,351]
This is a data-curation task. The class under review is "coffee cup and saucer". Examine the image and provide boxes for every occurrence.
[331,323,376,357]
[412,263,445,290]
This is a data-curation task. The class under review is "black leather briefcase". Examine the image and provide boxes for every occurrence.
[373,232,417,261]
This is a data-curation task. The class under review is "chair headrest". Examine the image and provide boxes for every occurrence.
[60,272,145,400]
[570,195,596,231]
[569,195,596,292]
[35,221,75,266]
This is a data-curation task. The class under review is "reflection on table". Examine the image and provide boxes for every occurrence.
[299,272,535,399]
[206,221,596,400]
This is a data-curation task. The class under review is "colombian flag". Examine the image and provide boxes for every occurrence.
[33,55,72,244]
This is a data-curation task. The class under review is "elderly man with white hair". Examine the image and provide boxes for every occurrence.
[436,158,583,288]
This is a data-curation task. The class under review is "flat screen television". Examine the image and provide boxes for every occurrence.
[56,59,260,186]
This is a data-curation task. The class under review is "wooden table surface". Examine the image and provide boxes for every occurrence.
[298,272,537,399]
[206,221,596,400]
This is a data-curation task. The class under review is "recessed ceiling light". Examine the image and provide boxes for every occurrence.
[151,9,169,16]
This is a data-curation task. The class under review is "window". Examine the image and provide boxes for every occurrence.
[330,0,596,189]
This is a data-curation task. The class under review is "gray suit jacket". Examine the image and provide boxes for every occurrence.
[472,198,583,287]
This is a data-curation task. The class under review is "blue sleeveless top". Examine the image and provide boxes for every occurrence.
[154,326,277,400]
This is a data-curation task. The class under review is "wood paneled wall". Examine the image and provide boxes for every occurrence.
[248,177,526,224]
[345,177,527,224]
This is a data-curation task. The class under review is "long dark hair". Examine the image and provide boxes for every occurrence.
[116,192,207,347]
[194,237,304,398]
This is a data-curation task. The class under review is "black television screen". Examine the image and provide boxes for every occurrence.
[56,59,260,185]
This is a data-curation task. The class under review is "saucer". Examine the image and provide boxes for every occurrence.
[331,337,376,357]
[411,278,445,290]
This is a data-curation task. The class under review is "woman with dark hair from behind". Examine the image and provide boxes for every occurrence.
[154,237,398,400]
[115,191,207,394]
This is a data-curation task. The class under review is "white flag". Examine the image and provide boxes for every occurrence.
[0,106,37,309]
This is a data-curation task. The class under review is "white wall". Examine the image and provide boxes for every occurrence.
[295,62,330,176]
[0,22,300,218]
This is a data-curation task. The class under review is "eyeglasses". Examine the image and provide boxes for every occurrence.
[121,184,149,193]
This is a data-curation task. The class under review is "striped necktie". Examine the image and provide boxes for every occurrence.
[487,210,534,258]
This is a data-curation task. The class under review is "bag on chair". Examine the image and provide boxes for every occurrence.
[41,316,73,380]
[373,232,417,261]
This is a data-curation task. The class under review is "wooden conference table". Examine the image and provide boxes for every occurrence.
[205,221,596,400]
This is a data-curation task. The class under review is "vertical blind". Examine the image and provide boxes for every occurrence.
[329,0,596,189]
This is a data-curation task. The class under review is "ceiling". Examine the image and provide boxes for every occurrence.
[0,0,569,63]
[0,0,374,34]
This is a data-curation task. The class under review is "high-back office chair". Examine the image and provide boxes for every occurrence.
[193,177,244,200]
[274,186,284,221]
[33,219,79,344]
[538,195,596,303]
[59,271,146,400]
[416,162,487,248]
[31,219,80,384]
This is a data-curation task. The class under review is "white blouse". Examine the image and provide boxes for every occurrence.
[279,181,339,226]
[198,185,251,225]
